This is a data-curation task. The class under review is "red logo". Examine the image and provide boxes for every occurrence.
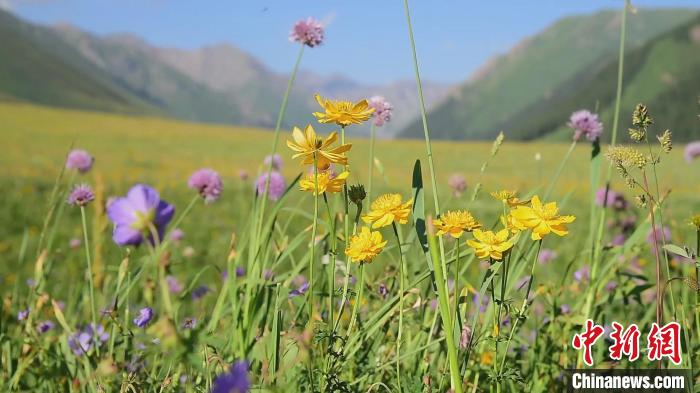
[572,319,605,366]
[647,322,681,365]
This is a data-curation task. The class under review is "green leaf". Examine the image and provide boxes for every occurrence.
[662,244,690,259]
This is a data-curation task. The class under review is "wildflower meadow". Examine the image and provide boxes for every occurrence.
[1,1,700,392]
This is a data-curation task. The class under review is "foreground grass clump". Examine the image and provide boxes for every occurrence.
[2,2,700,392]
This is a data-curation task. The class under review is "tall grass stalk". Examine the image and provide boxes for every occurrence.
[79,206,97,348]
[255,44,305,250]
[368,123,377,202]
[579,0,629,367]
[392,222,407,392]
[403,1,461,390]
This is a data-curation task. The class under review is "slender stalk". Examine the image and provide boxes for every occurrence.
[452,241,461,337]
[368,123,377,202]
[347,261,365,333]
[499,241,541,375]
[578,0,628,367]
[402,0,448,291]
[392,222,406,392]
[255,44,305,248]
[643,171,663,329]
[79,206,97,343]
[323,194,337,332]
[308,154,320,324]
[427,233,464,393]
[543,140,577,200]
[334,202,362,334]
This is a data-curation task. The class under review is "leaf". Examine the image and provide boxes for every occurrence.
[662,244,690,259]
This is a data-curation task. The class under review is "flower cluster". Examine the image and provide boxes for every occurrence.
[188,168,223,203]
[65,149,94,173]
[289,17,324,48]
[368,96,393,127]
[568,110,603,141]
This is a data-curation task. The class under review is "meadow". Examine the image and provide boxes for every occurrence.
[2,3,700,392]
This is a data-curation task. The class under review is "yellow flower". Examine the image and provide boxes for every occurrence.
[362,193,413,229]
[432,210,481,238]
[490,190,528,207]
[466,229,514,260]
[510,196,576,240]
[500,212,522,234]
[691,214,700,231]
[286,124,351,170]
[313,94,375,127]
[299,171,349,195]
[345,227,387,263]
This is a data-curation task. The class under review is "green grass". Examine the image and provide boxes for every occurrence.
[2,102,700,391]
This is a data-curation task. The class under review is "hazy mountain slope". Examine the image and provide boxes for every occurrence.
[0,10,154,114]
[399,8,698,140]
[491,14,700,142]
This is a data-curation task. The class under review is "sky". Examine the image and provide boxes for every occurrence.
[5,0,700,85]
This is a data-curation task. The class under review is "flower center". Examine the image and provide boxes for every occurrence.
[131,209,155,231]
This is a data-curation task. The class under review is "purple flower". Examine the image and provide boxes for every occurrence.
[378,283,389,299]
[213,360,251,393]
[107,184,175,246]
[255,171,286,201]
[67,184,95,207]
[646,226,671,246]
[18,308,29,321]
[191,285,210,300]
[560,304,571,314]
[263,269,275,281]
[289,282,309,299]
[685,141,700,163]
[459,324,472,350]
[568,110,603,141]
[611,234,626,246]
[573,266,590,283]
[69,238,82,249]
[37,320,55,333]
[68,323,109,356]
[448,174,467,197]
[169,229,184,243]
[605,281,618,292]
[167,275,183,294]
[263,154,283,171]
[238,169,249,181]
[183,317,197,329]
[472,293,489,313]
[188,168,223,203]
[538,249,557,264]
[235,266,246,277]
[368,96,393,127]
[289,17,324,48]
[133,307,154,328]
[65,149,94,173]
[595,188,627,210]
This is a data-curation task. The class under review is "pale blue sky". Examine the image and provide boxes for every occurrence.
[6,0,700,84]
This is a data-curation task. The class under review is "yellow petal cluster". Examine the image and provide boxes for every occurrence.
[432,210,481,239]
[466,229,514,260]
[510,196,576,240]
[313,94,375,127]
[286,124,351,170]
[299,171,349,195]
[345,227,387,263]
[490,190,528,207]
[362,193,413,229]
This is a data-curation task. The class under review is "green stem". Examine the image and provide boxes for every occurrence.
[347,262,365,337]
[578,0,628,368]
[324,193,337,333]
[452,241,461,339]
[255,44,305,251]
[427,232,463,393]
[402,0,449,305]
[543,140,577,200]
[368,123,376,202]
[308,154,320,324]
[393,222,406,392]
[499,241,541,375]
[80,206,97,348]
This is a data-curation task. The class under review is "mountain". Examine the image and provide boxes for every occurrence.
[399,8,700,141]
[0,9,449,134]
[0,10,155,114]
[490,14,700,142]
